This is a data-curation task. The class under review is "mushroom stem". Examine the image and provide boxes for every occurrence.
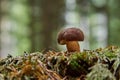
[66,41,80,52]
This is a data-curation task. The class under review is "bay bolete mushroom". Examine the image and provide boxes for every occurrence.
[57,27,84,52]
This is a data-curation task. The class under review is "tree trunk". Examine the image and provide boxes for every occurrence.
[28,0,36,52]
[40,0,65,51]
[106,5,110,45]
[0,0,1,55]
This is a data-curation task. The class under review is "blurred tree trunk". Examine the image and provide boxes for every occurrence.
[108,0,120,46]
[28,0,65,52]
[106,5,110,45]
[40,0,65,51]
[29,0,36,52]
[0,0,1,55]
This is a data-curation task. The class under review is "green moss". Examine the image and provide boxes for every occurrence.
[0,46,120,80]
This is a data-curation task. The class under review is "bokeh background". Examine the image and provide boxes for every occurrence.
[0,0,120,57]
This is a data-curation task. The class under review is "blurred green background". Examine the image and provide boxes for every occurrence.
[0,0,120,57]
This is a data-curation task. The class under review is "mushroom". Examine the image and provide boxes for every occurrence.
[57,27,84,52]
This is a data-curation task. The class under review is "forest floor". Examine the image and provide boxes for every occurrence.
[0,46,119,80]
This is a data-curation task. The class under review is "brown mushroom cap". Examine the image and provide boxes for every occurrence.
[57,27,84,45]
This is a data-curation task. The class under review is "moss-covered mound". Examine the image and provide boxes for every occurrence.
[0,53,62,80]
[0,46,120,80]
